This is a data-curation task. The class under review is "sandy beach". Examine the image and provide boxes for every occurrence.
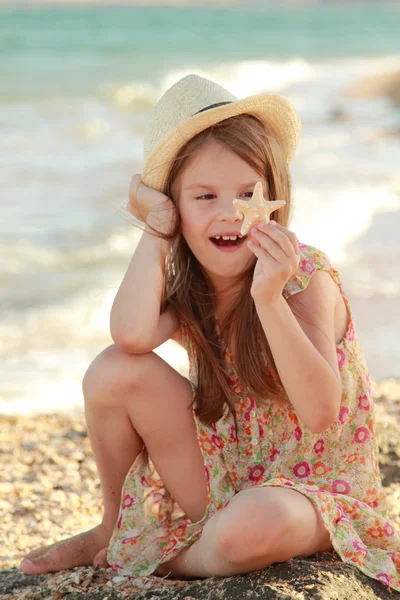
[1,379,400,585]
[1,4,400,595]
[1,378,400,599]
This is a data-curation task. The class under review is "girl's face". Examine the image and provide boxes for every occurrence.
[176,137,268,292]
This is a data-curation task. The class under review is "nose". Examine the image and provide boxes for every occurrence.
[216,194,244,223]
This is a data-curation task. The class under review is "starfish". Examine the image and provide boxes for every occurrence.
[233,182,286,236]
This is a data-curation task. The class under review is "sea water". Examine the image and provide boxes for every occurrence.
[1,3,399,414]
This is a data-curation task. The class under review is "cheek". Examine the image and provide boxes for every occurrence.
[181,212,207,239]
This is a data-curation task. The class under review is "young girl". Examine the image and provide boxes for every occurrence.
[20,74,400,590]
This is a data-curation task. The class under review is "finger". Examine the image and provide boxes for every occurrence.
[250,227,287,263]
[270,222,299,255]
[266,226,295,258]
[247,239,277,264]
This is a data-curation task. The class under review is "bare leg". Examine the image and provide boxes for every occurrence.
[19,345,207,575]
[156,487,333,578]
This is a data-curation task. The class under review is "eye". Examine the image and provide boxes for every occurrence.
[242,191,253,199]
[196,194,214,200]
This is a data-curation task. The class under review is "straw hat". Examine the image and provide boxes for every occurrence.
[142,74,301,192]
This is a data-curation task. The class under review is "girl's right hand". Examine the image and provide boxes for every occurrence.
[126,174,177,234]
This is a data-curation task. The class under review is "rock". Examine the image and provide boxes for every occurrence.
[345,70,400,108]
[0,554,397,599]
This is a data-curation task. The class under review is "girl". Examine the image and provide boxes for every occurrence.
[20,74,400,590]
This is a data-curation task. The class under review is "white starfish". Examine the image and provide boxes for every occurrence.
[233,181,286,236]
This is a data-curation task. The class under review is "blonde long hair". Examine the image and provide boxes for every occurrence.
[147,114,294,424]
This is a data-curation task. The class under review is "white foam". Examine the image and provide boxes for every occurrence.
[290,183,400,265]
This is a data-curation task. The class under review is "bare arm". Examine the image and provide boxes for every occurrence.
[110,220,177,352]
[255,270,342,434]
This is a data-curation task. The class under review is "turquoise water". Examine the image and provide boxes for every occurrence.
[1,5,400,97]
[2,4,400,413]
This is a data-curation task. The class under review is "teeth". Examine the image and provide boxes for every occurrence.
[211,234,244,240]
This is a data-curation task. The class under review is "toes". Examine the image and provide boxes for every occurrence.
[19,555,52,575]
[19,546,71,575]
[92,547,109,569]
[21,547,48,562]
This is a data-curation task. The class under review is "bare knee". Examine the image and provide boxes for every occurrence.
[82,344,154,407]
[214,493,291,565]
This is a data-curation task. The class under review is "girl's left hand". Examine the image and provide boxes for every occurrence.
[248,221,300,305]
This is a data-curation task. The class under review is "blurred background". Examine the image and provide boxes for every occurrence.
[1,0,399,415]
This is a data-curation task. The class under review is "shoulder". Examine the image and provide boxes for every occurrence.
[287,267,339,320]
[284,241,343,317]
[283,242,337,300]
[284,243,346,385]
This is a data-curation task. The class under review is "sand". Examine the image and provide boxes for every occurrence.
[1,378,400,598]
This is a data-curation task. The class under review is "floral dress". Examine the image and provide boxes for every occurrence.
[107,242,400,591]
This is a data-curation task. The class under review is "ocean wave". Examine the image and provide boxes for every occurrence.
[100,54,400,112]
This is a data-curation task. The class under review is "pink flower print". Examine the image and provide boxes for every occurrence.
[300,258,316,276]
[304,486,320,494]
[339,406,349,424]
[117,514,123,529]
[376,573,391,586]
[212,434,224,449]
[353,540,368,555]
[387,551,396,561]
[247,396,256,410]
[269,448,280,462]
[384,522,395,537]
[336,505,351,525]
[249,464,266,482]
[140,476,151,488]
[336,348,345,368]
[293,461,311,478]
[229,425,237,443]
[332,479,351,494]
[357,394,371,411]
[313,439,325,454]
[149,492,164,505]
[348,321,355,342]
[122,493,135,509]
[205,466,210,484]
[294,426,303,441]
[354,426,370,444]
[259,424,264,438]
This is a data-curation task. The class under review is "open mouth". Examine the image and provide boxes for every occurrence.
[210,235,247,247]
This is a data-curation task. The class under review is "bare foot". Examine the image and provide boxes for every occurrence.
[92,547,109,569]
[19,524,112,575]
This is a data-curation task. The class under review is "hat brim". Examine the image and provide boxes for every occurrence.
[142,93,301,192]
